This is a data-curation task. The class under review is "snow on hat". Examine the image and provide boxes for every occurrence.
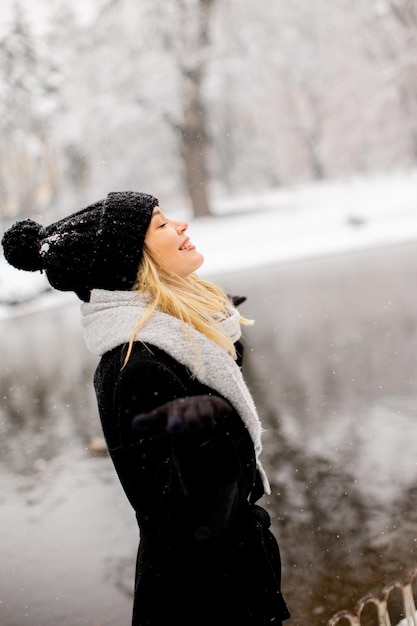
[1,191,158,301]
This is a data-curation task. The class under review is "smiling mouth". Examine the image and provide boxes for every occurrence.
[179,240,192,250]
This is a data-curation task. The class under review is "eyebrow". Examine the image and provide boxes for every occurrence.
[152,208,161,216]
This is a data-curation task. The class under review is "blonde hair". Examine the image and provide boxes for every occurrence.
[123,244,253,367]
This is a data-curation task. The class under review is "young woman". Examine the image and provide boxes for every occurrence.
[2,191,290,626]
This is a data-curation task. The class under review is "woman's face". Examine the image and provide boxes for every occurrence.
[144,207,204,276]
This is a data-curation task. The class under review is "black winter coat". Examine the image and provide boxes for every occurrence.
[93,327,290,626]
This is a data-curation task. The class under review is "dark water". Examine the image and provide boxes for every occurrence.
[1,241,417,626]
[217,242,417,626]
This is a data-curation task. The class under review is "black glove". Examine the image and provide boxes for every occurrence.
[131,394,233,443]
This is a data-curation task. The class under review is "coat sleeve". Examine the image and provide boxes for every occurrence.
[113,354,242,540]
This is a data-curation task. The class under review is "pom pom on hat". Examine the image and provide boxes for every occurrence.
[2,219,45,272]
[1,191,159,301]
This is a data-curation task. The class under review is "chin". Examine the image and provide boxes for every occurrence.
[194,254,204,271]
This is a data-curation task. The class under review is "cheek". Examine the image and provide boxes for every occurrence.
[146,234,177,260]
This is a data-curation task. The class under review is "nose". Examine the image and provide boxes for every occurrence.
[175,221,188,234]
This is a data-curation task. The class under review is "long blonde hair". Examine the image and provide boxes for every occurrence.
[123,244,253,366]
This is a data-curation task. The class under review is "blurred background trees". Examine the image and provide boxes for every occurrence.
[0,0,415,223]
[0,3,60,221]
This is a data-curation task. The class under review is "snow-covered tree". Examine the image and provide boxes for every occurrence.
[1,0,416,221]
[0,2,60,224]
[370,0,417,161]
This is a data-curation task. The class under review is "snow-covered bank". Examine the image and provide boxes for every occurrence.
[197,169,417,276]
[1,170,416,312]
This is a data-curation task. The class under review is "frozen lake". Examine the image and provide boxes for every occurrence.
[1,240,417,626]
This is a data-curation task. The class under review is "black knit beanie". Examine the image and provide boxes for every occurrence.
[1,191,158,301]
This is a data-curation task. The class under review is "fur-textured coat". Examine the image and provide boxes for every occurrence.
[93,308,290,626]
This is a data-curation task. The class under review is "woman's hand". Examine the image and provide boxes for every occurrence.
[131,394,233,442]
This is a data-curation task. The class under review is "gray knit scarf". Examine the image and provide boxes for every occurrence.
[81,289,270,493]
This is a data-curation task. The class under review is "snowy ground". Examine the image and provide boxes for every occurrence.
[1,169,416,313]
[197,169,417,275]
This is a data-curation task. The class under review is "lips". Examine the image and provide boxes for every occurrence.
[179,237,192,250]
